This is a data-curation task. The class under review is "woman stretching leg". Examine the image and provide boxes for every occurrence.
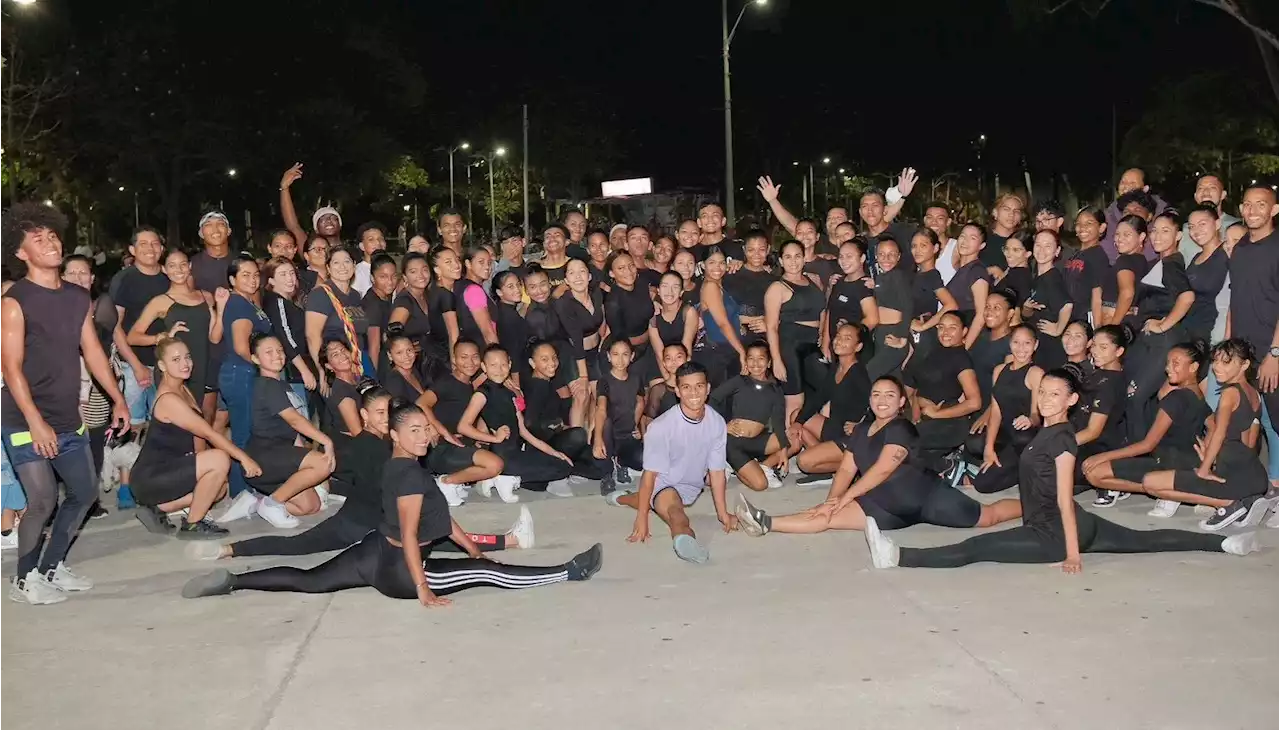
[862,368,1260,570]
[183,401,601,601]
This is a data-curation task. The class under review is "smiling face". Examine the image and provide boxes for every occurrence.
[703,251,727,282]
[868,379,905,421]
[327,249,355,285]
[61,258,93,290]
[389,338,417,371]
[157,340,194,381]
[910,233,938,266]
[936,313,967,348]
[564,211,586,242]
[433,249,462,284]
[1090,332,1124,368]
[923,206,950,241]
[481,348,512,384]
[529,343,560,379]
[1150,216,1180,256]
[324,341,354,376]
[164,250,191,285]
[662,344,689,375]
[544,226,567,255]
[200,218,230,247]
[677,220,700,249]
[657,274,682,305]
[438,214,466,248]
[838,241,864,275]
[672,250,696,281]
[252,336,286,375]
[361,394,391,437]
[269,261,299,299]
[957,225,985,258]
[315,213,341,237]
[466,249,494,282]
[1113,222,1145,255]
[497,273,524,304]
[610,253,638,288]
[1074,212,1103,245]
[1194,176,1224,207]
[588,232,611,264]
[653,236,675,266]
[983,294,1012,331]
[1211,350,1248,385]
[1062,322,1090,358]
[874,240,900,273]
[607,340,633,371]
[744,346,770,380]
[131,230,164,268]
[17,226,63,271]
[832,324,862,357]
[1002,236,1030,268]
[305,237,328,268]
[565,259,591,294]
[269,232,297,261]
[453,342,481,379]
[390,410,433,458]
[1240,187,1278,232]
[1010,327,1037,364]
[1187,210,1220,248]
[743,237,769,268]
[1032,232,1060,267]
[524,271,550,303]
[372,262,398,297]
[675,369,709,411]
[1036,374,1077,421]
[230,260,260,297]
[795,220,820,248]
[403,258,430,290]
[1165,347,1199,386]
[697,205,725,236]
[779,243,805,275]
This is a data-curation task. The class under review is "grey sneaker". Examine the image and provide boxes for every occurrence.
[181,569,236,598]
[672,534,709,564]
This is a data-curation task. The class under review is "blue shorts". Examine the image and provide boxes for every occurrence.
[1,443,26,511]
[122,365,156,425]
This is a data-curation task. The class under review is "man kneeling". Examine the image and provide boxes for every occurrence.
[611,362,737,563]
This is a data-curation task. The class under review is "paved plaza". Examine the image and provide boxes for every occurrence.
[2,480,1277,730]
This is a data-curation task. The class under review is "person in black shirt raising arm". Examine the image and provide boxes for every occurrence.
[181,399,602,603]
[861,368,1260,571]
[2,203,130,604]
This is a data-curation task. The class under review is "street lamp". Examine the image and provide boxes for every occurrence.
[447,141,470,208]
[11,0,37,6]
[227,168,237,178]
[722,0,767,228]
[487,146,507,238]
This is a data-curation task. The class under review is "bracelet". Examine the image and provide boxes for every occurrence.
[415,579,428,588]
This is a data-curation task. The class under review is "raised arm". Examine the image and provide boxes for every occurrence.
[756,176,799,236]
[279,163,308,247]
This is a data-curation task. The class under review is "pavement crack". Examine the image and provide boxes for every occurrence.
[251,594,335,730]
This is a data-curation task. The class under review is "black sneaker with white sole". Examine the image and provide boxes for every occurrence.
[796,473,833,487]
[598,468,617,496]
[135,505,176,535]
[88,503,109,520]
[614,459,632,485]
[1198,499,1250,532]
[176,517,230,540]
[1092,490,1128,508]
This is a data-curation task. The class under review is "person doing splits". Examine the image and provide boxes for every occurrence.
[860,368,1260,571]
[182,400,602,603]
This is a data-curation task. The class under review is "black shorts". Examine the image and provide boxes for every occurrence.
[1111,448,1198,484]
[427,441,480,475]
[856,482,982,531]
[245,442,310,490]
[131,452,197,506]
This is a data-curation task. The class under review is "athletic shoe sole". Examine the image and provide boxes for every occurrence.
[672,534,709,564]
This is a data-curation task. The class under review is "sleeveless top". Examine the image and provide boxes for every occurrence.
[162,296,212,396]
[652,304,691,346]
[779,279,824,323]
[1221,383,1261,443]
[139,393,197,459]
[991,362,1035,445]
[699,287,740,347]
[0,279,90,432]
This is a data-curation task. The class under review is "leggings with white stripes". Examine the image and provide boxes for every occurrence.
[230,531,567,598]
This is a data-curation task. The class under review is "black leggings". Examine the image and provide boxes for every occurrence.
[1122,328,1182,443]
[898,506,1224,568]
[916,415,972,473]
[693,344,738,390]
[229,505,505,558]
[857,481,983,530]
[546,428,609,480]
[493,441,572,490]
[964,429,1035,494]
[778,324,822,397]
[605,431,644,471]
[232,531,568,598]
[866,325,909,382]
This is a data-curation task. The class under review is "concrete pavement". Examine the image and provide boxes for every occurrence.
[2,480,1277,730]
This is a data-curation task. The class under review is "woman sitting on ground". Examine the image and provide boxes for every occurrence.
[966,324,1043,493]
[417,339,505,507]
[737,375,1021,538]
[1116,339,1273,529]
[1082,341,1210,507]
[793,323,872,480]
[220,333,335,529]
[187,385,534,562]
[860,367,1259,571]
[1070,325,1129,500]
[456,345,575,503]
[320,338,363,438]
[131,336,259,539]
[523,340,611,494]
[903,310,982,473]
[710,342,791,492]
[383,332,427,405]
[181,400,603,603]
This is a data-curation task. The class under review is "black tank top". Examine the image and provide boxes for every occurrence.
[478,381,523,450]
[779,280,824,323]
[992,362,1033,424]
[140,393,197,458]
[651,304,690,346]
[452,279,490,344]
[1,279,91,432]
[1222,383,1262,443]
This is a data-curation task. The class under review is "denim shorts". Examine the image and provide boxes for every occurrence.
[1,443,26,511]
[122,365,157,426]
[3,425,90,468]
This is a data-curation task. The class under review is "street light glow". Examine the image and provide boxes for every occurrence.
[754,0,767,5]
[495,147,507,157]
[43,199,53,207]
[227,168,237,178]
[403,204,411,212]
[460,142,470,150]
[12,0,38,6]
[118,186,126,192]
[979,134,986,141]
[792,161,799,166]
[821,157,831,164]
[838,168,845,174]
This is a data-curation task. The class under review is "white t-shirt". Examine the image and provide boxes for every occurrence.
[937,238,959,284]
[352,260,372,296]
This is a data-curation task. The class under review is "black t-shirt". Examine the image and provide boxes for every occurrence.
[1183,246,1229,342]
[1026,268,1071,331]
[250,376,299,444]
[384,368,425,405]
[538,259,571,291]
[425,284,455,352]
[866,222,916,262]
[1156,387,1210,452]
[391,290,432,345]
[479,380,522,448]
[1064,246,1108,319]
[452,279,491,345]
[598,369,642,438]
[1131,254,1191,327]
[523,375,569,437]
[363,290,392,334]
[1018,422,1077,535]
[604,283,654,342]
[428,373,475,432]
[906,345,974,404]
[873,267,914,319]
[1071,366,1126,449]
[723,268,777,322]
[848,418,937,514]
[946,261,992,312]
[982,229,1010,269]
[324,378,360,436]
[694,238,745,263]
[330,430,391,526]
[305,285,368,344]
[910,269,945,320]
[969,330,1011,404]
[998,267,1033,307]
[0,280,91,432]
[635,267,662,293]
[190,250,233,294]
[826,277,874,339]
[1227,229,1277,359]
[109,267,170,366]
[803,257,840,289]
[379,456,451,542]
[1106,253,1149,309]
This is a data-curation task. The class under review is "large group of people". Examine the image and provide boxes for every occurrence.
[1,162,1274,607]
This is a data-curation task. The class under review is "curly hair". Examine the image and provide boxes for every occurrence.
[2,202,68,269]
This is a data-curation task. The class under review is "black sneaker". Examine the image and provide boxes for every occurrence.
[614,459,632,485]
[181,569,235,598]
[598,468,617,496]
[88,503,109,520]
[1198,499,1249,532]
[135,505,176,535]
[1092,490,1128,508]
[565,543,603,581]
[176,517,230,541]
[796,473,833,487]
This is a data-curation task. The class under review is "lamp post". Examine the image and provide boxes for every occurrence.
[722,0,767,229]
[448,142,470,208]
[487,146,507,238]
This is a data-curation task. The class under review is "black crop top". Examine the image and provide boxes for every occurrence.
[710,375,787,435]
[554,290,605,360]
[778,280,824,323]
[379,456,451,543]
[604,283,655,342]
[425,284,455,352]
[910,269,945,320]
[651,304,692,346]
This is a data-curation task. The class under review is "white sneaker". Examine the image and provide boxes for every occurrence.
[546,479,574,498]
[765,468,784,491]
[216,490,261,524]
[437,477,465,508]
[166,507,190,519]
[256,497,300,529]
[495,475,521,504]
[628,467,643,480]
[0,530,16,551]
[9,570,67,605]
[185,541,227,561]
[47,562,93,592]
[1239,497,1277,527]
[509,506,535,549]
[863,517,900,569]
[1147,500,1180,518]
[1269,509,1279,529]
[314,484,330,510]
[476,478,497,498]
[1221,531,1260,557]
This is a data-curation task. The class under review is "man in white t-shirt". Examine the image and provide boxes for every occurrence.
[924,202,958,284]
[612,361,737,563]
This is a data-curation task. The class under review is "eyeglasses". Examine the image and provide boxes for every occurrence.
[307,246,327,253]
